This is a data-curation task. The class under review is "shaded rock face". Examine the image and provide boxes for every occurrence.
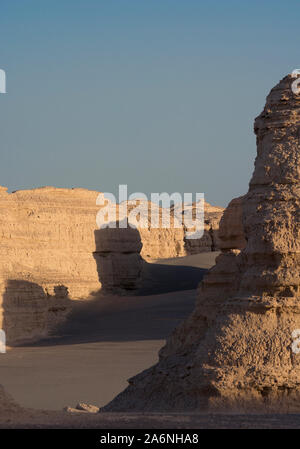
[0,280,71,345]
[218,196,246,251]
[93,223,143,294]
[103,75,300,413]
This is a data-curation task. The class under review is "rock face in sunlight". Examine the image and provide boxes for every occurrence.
[0,186,223,344]
[0,186,102,299]
[0,189,119,343]
[119,199,224,260]
[103,75,300,413]
[0,187,100,344]
[182,202,224,255]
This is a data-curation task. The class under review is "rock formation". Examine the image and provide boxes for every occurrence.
[116,199,224,260]
[0,186,101,299]
[103,75,300,413]
[0,187,101,344]
[0,187,223,343]
[218,196,246,251]
[64,403,100,413]
[181,202,224,254]
[118,200,187,260]
[93,222,143,293]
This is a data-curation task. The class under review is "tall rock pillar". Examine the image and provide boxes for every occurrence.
[103,75,300,413]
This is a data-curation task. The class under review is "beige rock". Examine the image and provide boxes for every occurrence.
[103,75,300,413]
[218,196,246,251]
[0,186,101,300]
[126,200,224,260]
[63,403,99,413]
[0,188,223,343]
[0,187,101,344]
[76,403,99,413]
[182,201,224,254]
[94,223,143,293]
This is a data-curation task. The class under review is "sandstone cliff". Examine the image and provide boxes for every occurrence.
[115,199,224,260]
[103,75,300,413]
[0,187,223,344]
[181,201,224,254]
[0,187,101,344]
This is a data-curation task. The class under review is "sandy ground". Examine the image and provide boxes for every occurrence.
[1,252,300,428]
[3,409,300,429]
[0,252,217,411]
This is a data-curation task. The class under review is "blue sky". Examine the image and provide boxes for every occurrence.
[0,0,299,206]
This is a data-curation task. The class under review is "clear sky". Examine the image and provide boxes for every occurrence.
[0,0,299,207]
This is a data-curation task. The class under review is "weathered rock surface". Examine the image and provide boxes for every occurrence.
[103,75,300,413]
[94,223,143,293]
[64,403,100,413]
[0,186,101,299]
[1,280,71,345]
[0,187,101,344]
[218,196,246,251]
[116,199,224,260]
[0,187,223,343]
[75,403,100,413]
[181,202,224,254]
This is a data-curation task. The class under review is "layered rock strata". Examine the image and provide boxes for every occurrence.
[103,75,300,413]
[115,199,224,260]
[0,187,223,343]
[93,223,143,293]
[181,202,224,254]
[0,187,100,344]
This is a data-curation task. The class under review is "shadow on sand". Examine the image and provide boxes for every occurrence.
[6,222,216,347]
[26,288,197,346]
[139,261,207,295]
[12,256,212,347]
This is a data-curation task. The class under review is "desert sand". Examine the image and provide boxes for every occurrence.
[0,252,217,411]
[1,75,300,429]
